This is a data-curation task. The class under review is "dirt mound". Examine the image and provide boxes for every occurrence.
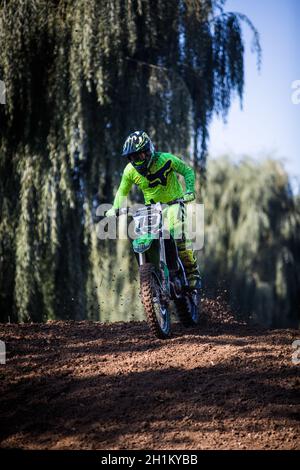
[0,304,299,449]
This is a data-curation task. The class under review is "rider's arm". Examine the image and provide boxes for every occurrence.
[169,154,195,194]
[112,166,133,209]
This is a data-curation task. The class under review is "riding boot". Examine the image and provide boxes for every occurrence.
[176,238,201,289]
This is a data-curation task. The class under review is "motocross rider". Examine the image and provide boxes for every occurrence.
[106,130,201,290]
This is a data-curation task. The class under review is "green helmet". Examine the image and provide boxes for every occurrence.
[122,130,155,176]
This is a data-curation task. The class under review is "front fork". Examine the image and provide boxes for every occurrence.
[159,235,170,297]
[138,241,170,302]
[138,253,146,265]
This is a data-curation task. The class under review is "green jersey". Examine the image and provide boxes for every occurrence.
[112,152,195,208]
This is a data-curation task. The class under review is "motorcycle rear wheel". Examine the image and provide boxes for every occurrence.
[174,291,200,327]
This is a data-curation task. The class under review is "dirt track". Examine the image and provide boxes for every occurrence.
[0,299,299,450]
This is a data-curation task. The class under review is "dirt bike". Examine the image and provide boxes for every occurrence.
[116,198,200,339]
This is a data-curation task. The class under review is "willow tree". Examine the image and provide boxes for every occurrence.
[0,0,260,322]
[203,157,300,328]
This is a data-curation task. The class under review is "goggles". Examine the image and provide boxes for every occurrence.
[128,150,150,164]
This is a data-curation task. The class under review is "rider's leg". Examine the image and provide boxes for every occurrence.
[176,236,201,289]
[165,203,201,289]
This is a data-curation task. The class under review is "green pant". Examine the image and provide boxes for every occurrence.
[163,204,201,287]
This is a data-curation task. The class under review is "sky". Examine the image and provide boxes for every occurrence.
[208,0,300,182]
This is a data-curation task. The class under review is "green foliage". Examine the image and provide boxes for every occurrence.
[202,157,300,327]
[0,0,260,322]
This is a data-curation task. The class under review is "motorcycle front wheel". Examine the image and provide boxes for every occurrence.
[139,263,171,339]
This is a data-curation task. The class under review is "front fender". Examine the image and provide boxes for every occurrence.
[132,233,155,253]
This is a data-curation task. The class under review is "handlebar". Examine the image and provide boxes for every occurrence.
[166,198,185,206]
[114,199,185,217]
